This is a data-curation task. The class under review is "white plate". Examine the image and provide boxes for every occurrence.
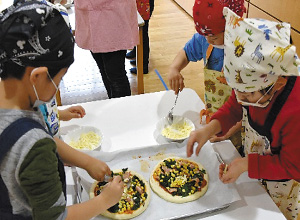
[156,115,195,142]
[63,126,103,151]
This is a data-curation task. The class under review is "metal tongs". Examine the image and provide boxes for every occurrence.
[215,152,228,174]
[167,90,180,125]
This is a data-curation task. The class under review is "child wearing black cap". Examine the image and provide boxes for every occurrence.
[0,1,123,219]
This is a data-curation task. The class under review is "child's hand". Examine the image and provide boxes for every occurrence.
[186,128,211,157]
[209,134,229,143]
[86,158,112,182]
[59,105,86,121]
[168,69,185,94]
[210,121,242,143]
[219,157,248,184]
[218,163,228,178]
[100,176,124,208]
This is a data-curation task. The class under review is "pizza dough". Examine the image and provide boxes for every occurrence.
[89,169,151,219]
[150,157,208,203]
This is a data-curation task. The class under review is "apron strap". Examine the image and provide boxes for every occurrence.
[206,44,214,61]
[246,76,297,153]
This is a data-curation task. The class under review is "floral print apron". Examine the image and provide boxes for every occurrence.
[241,77,300,220]
[204,45,232,113]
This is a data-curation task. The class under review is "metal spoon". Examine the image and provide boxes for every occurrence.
[167,91,180,125]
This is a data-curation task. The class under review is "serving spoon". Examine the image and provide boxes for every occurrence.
[167,90,180,125]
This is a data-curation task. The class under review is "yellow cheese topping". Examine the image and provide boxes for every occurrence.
[161,121,193,139]
[170,175,187,188]
[69,131,101,150]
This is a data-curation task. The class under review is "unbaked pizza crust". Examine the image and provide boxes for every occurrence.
[89,169,151,220]
[150,157,208,203]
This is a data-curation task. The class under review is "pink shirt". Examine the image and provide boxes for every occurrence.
[74,0,139,53]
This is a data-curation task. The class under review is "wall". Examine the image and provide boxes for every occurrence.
[246,0,300,53]
[173,0,194,17]
[173,0,300,53]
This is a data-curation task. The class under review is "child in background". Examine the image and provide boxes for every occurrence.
[127,0,155,75]
[0,1,123,219]
[187,7,300,220]
[168,0,245,146]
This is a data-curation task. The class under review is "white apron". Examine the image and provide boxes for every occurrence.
[241,76,300,220]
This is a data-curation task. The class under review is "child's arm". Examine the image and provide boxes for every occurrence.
[209,121,242,142]
[54,139,125,219]
[167,49,189,94]
[58,105,86,121]
[55,138,109,181]
[186,119,222,157]
[66,176,124,220]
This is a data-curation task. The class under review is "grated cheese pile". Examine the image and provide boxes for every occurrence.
[170,175,187,188]
[161,121,193,140]
[69,131,101,150]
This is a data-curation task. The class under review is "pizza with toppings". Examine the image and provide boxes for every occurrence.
[150,157,208,203]
[89,168,150,219]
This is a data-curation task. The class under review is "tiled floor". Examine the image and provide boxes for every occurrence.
[60,44,136,105]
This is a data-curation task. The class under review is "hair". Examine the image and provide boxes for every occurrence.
[0,62,64,80]
[0,62,26,80]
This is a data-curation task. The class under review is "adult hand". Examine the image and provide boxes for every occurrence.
[59,105,86,121]
[219,157,248,184]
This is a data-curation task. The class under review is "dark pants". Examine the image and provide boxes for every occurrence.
[142,19,150,69]
[133,0,155,71]
[91,50,131,99]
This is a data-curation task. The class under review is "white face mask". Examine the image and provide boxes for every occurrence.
[235,83,276,108]
[212,44,224,49]
[32,69,59,108]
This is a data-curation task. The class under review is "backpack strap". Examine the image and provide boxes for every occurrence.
[0,118,47,163]
[0,118,46,220]
[0,117,67,218]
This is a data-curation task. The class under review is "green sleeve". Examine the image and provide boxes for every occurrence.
[19,138,66,219]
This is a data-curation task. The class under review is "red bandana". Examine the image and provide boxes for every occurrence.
[136,0,150,20]
[193,0,245,36]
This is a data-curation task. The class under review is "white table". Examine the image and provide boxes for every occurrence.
[61,88,285,219]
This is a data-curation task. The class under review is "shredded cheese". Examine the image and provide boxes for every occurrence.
[69,131,101,150]
[170,175,187,188]
[161,121,193,140]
